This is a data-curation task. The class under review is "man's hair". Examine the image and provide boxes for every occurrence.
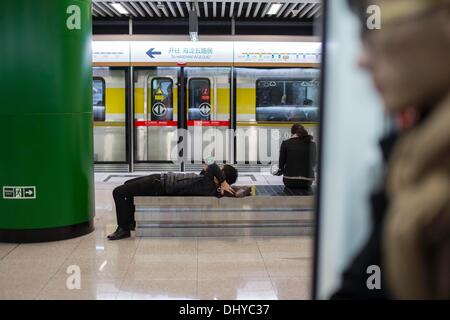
[223,164,238,185]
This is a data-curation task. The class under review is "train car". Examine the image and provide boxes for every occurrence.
[235,67,320,166]
[133,67,232,170]
[92,38,321,172]
[134,67,179,167]
[92,67,127,164]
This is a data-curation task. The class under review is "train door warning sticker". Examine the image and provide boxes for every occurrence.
[154,88,164,101]
[199,103,211,117]
[3,186,36,199]
[152,102,167,117]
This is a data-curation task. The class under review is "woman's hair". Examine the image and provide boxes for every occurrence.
[291,124,314,143]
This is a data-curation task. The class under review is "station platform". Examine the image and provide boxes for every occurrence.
[0,172,313,299]
[0,0,324,302]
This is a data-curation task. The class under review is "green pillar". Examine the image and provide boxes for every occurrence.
[0,0,95,242]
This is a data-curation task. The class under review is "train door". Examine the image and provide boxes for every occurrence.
[235,67,320,166]
[185,67,232,166]
[92,67,128,167]
[133,67,179,170]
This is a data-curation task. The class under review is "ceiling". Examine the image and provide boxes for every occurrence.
[92,0,322,20]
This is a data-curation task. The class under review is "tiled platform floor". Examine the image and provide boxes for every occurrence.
[0,173,313,300]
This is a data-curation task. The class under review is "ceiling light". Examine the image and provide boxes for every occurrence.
[267,3,283,15]
[111,3,129,15]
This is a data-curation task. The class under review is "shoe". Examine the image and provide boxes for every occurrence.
[107,227,131,240]
[129,221,136,231]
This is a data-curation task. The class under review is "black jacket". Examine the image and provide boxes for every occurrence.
[279,137,317,179]
[161,163,225,196]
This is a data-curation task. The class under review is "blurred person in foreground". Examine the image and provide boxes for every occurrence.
[332,0,450,299]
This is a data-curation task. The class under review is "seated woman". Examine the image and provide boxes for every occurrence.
[107,163,238,240]
[278,124,317,189]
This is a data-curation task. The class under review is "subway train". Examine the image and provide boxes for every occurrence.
[92,40,320,172]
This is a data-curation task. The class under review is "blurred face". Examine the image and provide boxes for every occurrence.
[358,0,450,113]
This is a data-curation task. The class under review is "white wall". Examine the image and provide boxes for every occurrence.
[316,0,387,299]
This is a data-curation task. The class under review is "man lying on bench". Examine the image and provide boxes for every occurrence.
[107,163,238,240]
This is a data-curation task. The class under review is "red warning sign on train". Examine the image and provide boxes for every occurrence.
[188,121,229,127]
[134,120,178,127]
[135,120,229,127]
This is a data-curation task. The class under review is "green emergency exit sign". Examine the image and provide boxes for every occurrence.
[3,186,36,199]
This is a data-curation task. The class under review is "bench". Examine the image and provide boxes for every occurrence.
[134,185,314,237]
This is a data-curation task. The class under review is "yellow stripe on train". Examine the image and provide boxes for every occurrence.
[105,88,126,114]
[103,87,316,118]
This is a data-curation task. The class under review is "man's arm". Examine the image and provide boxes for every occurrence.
[206,163,236,196]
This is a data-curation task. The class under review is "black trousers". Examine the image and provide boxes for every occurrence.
[112,174,164,230]
[283,177,313,189]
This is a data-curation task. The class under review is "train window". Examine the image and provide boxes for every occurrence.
[188,78,211,121]
[149,77,173,121]
[256,79,319,122]
[92,77,106,122]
